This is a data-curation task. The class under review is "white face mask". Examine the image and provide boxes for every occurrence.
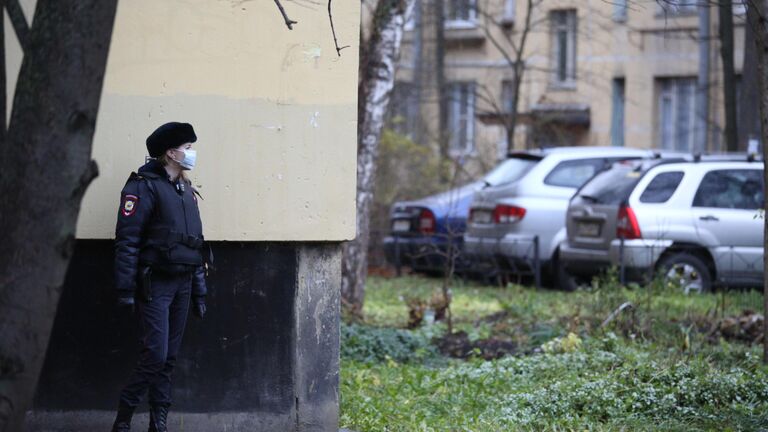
[174,149,197,170]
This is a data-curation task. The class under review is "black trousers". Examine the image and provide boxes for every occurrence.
[119,271,192,408]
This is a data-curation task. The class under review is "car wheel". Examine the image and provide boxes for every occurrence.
[656,253,712,294]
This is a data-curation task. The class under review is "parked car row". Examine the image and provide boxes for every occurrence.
[561,156,764,292]
[384,147,764,293]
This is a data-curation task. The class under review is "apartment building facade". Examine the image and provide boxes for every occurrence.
[389,0,747,172]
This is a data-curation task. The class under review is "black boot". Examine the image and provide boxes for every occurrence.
[148,405,168,432]
[111,404,135,432]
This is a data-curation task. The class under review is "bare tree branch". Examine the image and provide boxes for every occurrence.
[274,0,298,30]
[328,0,350,56]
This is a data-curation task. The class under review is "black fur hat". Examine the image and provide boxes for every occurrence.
[146,122,197,157]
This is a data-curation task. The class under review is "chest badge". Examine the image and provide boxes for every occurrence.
[122,194,138,217]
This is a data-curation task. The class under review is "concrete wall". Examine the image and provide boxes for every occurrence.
[3,1,358,430]
[6,0,360,241]
[31,241,341,432]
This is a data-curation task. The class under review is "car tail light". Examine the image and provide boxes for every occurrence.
[616,205,642,239]
[493,205,526,224]
[418,209,436,234]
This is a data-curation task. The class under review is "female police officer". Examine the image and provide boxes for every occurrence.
[111,122,207,432]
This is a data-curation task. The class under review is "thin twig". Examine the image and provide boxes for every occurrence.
[274,0,298,30]
[601,302,634,328]
[328,0,350,56]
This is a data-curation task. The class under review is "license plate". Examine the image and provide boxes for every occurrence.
[472,211,492,224]
[392,219,411,232]
[577,222,601,237]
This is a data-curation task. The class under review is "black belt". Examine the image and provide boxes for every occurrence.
[147,228,203,249]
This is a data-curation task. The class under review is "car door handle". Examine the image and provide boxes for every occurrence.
[699,215,719,222]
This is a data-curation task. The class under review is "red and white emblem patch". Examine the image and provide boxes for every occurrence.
[122,194,138,216]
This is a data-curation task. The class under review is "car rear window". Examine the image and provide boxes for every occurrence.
[639,171,684,203]
[483,157,539,186]
[576,164,642,204]
[544,158,607,188]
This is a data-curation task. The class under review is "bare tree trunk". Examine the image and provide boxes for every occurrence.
[719,0,739,152]
[480,0,537,155]
[0,1,118,429]
[341,0,409,315]
[749,0,768,364]
[740,0,761,150]
[505,0,534,155]
[695,1,711,153]
[435,0,449,179]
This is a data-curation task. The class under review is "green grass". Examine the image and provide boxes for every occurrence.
[341,274,768,431]
[363,274,763,329]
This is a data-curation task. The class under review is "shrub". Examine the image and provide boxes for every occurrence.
[341,323,442,365]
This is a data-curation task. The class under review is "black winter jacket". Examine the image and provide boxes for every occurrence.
[114,160,207,300]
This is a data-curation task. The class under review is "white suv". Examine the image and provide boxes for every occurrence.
[561,158,764,293]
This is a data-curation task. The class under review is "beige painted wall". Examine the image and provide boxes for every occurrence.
[6,0,360,241]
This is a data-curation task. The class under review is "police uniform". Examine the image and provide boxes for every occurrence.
[112,123,206,432]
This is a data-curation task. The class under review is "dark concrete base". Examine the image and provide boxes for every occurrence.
[31,240,341,432]
[28,410,293,432]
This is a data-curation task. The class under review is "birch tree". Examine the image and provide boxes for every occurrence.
[0,1,119,430]
[341,0,411,315]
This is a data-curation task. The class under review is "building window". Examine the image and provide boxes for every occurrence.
[387,81,419,137]
[550,10,577,86]
[503,0,516,21]
[613,0,628,21]
[733,0,747,15]
[658,77,696,152]
[611,78,626,147]
[447,82,476,155]
[501,79,516,114]
[658,0,697,16]
[446,0,477,28]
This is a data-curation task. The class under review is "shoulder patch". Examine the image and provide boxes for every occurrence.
[122,194,139,217]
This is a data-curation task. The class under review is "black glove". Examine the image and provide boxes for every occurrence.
[117,296,135,314]
[192,296,206,319]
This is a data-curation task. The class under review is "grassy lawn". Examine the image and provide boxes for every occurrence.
[340,274,768,431]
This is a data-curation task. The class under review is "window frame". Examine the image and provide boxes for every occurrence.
[657,77,697,152]
[445,0,478,29]
[656,0,698,17]
[387,81,420,138]
[549,9,578,88]
[611,78,626,147]
[613,0,628,22]
[503,0,516,21]
[446,81,477,156]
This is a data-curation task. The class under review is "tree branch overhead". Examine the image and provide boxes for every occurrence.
[274,0,298,30]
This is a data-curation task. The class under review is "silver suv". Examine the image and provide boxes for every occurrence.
[464,147,655,286]
[561,158,764,293]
